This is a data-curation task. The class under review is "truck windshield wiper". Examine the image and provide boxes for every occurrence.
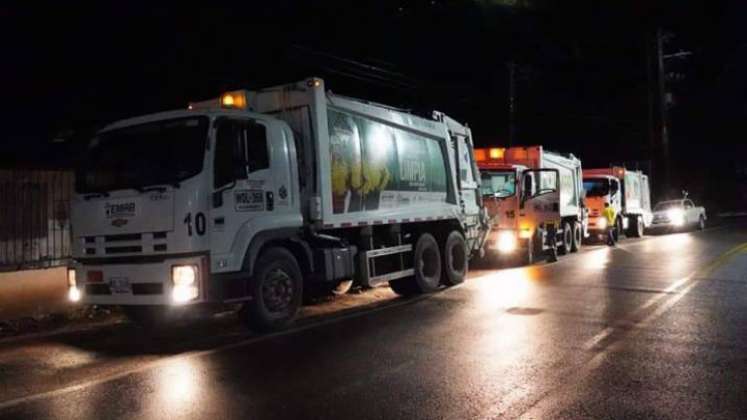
[134,182,181,193]
[494,190,513,198]
[83,191,110,200]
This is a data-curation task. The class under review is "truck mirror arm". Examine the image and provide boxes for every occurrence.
[212,180,238,208]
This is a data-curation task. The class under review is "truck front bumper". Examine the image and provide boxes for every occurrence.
[586,216,609,233]
[485,229,531,255]
[69,254,209,306]
[648,221,682,231]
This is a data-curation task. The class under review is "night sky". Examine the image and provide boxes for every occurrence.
[2,1,745,208]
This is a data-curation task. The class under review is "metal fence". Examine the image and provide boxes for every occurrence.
[0,169,73,271]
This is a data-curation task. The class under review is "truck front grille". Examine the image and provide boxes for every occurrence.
[105,246,143,254]
[105,233,142,242]
[79,232,169,256]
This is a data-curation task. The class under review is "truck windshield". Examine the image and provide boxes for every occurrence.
[76,117,209,193]
[583,179,610,197]
[480,172,516,197]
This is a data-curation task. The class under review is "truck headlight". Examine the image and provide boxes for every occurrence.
[67,268,81,302]
[667,209,685,226]
[496,230,518,253]
[171,265,199,304]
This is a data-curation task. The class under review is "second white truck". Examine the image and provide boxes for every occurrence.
[68,78,489,331]
[583,167,652,240]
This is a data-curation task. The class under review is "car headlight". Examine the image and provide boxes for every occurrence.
[171,265,199,303]
[496,230,518,253]
[667,209,685,226]
[67,268,81,302]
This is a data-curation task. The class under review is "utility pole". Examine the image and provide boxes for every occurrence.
[653,28,692,199]
[508,60,516,146]
[646,32,655,168]
[656,27,670,195]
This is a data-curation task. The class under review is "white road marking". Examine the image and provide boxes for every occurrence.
[518,241,747,419]
[582,238,743,351]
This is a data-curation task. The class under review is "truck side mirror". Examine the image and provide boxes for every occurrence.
[520,174,532,209]
[524,175,533,195]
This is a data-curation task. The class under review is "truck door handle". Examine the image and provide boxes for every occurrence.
[266,191,274,211]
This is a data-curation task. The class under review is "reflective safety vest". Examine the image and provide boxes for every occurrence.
[602,206,616,226]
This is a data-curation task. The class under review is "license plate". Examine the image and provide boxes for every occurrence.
[109,277,132,294]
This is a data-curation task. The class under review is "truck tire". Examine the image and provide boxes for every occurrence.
[241,247,302,332]
[390,233,442,295]
[441,230,467,286]
[558,222,572,255]
[629,215,644,237]
[413,233,442,293]
[570,222,581,252]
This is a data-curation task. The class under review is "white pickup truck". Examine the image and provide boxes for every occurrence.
[649,199,706,232]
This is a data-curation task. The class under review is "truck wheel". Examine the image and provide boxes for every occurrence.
[241,247,302,332]
[630,216,644,237]
[441,230,467,286]
[413,233,442,293]
[570,222,581,252]
[698,215,705,230]
[390,233,442,295]
[558,222,572,255]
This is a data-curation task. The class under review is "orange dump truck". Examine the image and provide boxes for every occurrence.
[476,146,587,264]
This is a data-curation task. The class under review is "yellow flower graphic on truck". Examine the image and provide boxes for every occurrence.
[331,159,349,197]
[328,108,447,214]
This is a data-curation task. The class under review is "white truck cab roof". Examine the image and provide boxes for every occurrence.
[98,109,274,134]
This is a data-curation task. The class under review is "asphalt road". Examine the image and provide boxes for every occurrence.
[1,222,746,419]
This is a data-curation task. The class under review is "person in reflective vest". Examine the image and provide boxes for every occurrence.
[602,202,617,246]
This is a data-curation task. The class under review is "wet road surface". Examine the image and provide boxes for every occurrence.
[1,222,746,419]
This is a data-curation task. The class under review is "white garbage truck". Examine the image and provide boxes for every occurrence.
[476,146,587,264]
[583,167,652,240]
[68,78,488,331]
